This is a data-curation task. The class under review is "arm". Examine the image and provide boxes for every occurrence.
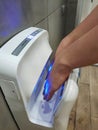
[60,25,98,68]
[44,25,98,101]
[56,5,98,56]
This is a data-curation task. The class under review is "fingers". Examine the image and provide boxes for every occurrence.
[43,58,72,101]
[43,89,55,101]
[43,77,55,101]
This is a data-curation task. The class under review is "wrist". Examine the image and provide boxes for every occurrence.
[54,56,72,76]
[51,61,72,89]
[67,31,79,43]
[61,32,78,49]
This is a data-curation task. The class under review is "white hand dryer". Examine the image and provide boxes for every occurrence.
[0,27,79,130]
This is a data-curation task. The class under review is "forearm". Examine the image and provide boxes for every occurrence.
[59,25,98,69]
[44,6,98,100]
[63,5,98,44]
[56,5,98,55]
[68,5,98,41]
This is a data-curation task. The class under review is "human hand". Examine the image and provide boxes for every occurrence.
[43,57,72,101]
[43,35,75,101]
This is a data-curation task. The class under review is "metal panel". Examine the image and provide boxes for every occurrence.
[67,0,78,4]
[48,6,66,51]
[48,0,66,15]
[0,0,48,47]
[0,89,18,130]
[65,1,78,35]
[35,18,48,31]
[0,0,32,47]
[75,0,84,25]
[30,0,48,25]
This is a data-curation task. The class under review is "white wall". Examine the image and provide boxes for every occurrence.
[75,0,98,25]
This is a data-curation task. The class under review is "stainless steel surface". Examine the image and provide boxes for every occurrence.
[0,89,18,130]
[0,0,48,47]
[75,0,84,25]
[30,0,48,25]
[65,1,78,35]
[0,0,67,50]
[35,18,48,31]
[48,0,65,15]
[61,4,66,15]
[67,0,78,3]
[0,0,77,49]
[48,6,66,51]
[0,0,29,46]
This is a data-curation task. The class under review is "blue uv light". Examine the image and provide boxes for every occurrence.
[59,84,64,100]
[43,63,53,96]
[44,80,50,96]
[48,63,53,72]
[44,62,65,100]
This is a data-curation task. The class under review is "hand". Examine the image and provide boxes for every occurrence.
[43,35,74,101]
[43,57,72,101]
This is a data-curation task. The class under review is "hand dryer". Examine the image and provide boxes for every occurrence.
[0,27,79,130]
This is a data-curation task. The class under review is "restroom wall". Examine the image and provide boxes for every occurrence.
[76,0,98,25]
[0,0,77,51]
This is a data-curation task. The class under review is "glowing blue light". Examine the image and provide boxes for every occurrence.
[48,63,53,72]
[59,84,64,99]
[43,62,54,96]
[43,62,54,97]
[44,80,50,95]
